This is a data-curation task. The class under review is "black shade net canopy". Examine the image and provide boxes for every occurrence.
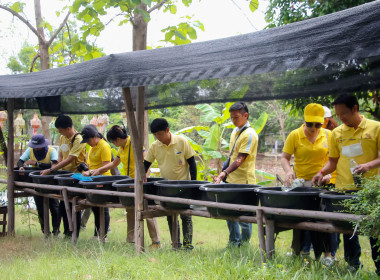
[0,1,379,115]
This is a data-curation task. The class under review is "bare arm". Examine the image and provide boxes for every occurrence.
[90,157,121,176]
[40,155,77,175]
[213,153,248,184]
[354,156,380,174]
[280,152,295,186]
[312,157,339,186]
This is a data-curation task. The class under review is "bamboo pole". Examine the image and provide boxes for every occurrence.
[71,197,78,245]
[265,219,275,259]
[43,196,50,237]
[62,188,73,231]
[6,98,15,236]
[256,209,266,263]
[99,207,105,242]
[122,87,145,253]
[172,214,179,249]
[135,86,145,251]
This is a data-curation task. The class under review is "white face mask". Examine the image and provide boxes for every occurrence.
[60,143,69,153]
[342,142,363,158]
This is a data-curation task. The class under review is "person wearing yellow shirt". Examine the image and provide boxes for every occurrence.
[144,118,197,250]
[81,124,112,239]
[281,103,333,265]
[213,102,258,248]
[313,94,380,274]
[85,125,161,248]
[41,115,86,238]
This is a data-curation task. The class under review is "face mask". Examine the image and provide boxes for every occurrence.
[342,142,363,158]
[60,143,69,153]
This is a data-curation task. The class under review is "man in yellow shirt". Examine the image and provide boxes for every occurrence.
[213,102,258,247]
[41,115,86,238]
[313,94,380,274]
[144,118,197,250]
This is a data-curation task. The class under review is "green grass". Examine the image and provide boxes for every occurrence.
[0,207,378,279]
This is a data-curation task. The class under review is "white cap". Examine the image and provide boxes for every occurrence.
[323,106,332,118]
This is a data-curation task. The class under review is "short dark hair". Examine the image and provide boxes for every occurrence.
[107,125,128,142]
[332,94,359,110]
[229,102,249,115]
[55,115,73,129]
[150,118,169,133]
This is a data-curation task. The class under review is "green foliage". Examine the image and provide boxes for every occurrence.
[343,176,380,242]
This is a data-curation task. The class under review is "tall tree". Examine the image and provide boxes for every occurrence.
[264,0,379,120]
[0,0,71,138]
[71,0,259,148]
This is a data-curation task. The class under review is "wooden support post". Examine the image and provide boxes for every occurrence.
[256,209,266,263]
[6,98,14,236]
[62,188,73,231]
[99,207,105,242]
[122,87,146,253]
[265,219,275,259]
[71,197,78,245]
[172,214,179,249]
[43,197,50,238]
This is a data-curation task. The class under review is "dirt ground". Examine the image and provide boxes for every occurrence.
[255,153,286,180]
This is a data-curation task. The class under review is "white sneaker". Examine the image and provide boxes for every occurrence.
[321,257,334,267]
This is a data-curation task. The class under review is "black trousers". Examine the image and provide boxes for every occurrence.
[34,195,60,234]
[292,229,332,259]
[167,214,193,247]
[92,207,110,237]
[59,201,81,238]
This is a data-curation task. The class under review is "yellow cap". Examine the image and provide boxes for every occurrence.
[304,103,324,123]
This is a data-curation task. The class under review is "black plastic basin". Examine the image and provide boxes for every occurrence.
[319,191,357,229]
[14,167,42,183]
[154,180,211,209]
[200,184,260,216]
[113,177,165,206]
[79,176,130,204]
[54,173,85,198]
[255,187,323,222]
[29,170,73,194]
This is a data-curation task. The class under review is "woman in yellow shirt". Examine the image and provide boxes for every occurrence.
[85,125,161,248]
[81,124,112,239]
[281,103,333,265]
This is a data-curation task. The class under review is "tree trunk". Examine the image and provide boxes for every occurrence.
[133,4,149,150]
[34,0,51,140]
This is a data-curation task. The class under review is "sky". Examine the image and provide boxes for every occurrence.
[0,0,269,75]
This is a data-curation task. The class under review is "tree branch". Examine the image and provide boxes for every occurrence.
[0,4,43,42]
[47,11,71,47]
[30,54,40,72]
[148,0,168,13]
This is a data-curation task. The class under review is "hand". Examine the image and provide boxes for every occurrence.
[19,167,25,171]
[212,172,226,184]
[284,172,295,187]
[353,163,370,175]
[40,169,51,176]
[82,171,91,177]
[24,159,37,166]
[91,169,100,176]
[312,172,324,186]
[321,175,331,185]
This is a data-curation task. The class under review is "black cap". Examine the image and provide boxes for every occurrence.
[80,125,99,143]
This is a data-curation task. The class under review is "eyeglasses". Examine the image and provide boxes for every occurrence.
[305,122,323,128]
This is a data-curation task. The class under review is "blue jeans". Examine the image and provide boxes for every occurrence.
[331,233,341,257]
[227,220,252,246]
[343,234,361,268]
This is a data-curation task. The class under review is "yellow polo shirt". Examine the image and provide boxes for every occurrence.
[283,125,331,181]
[226,123,258,184]
[330,116,380,189]
[117,137,145,178]
[145,133,195,180]
[88,138,112,176]
[58,133,86,172]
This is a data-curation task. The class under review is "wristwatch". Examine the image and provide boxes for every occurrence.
[49,168,54,173]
